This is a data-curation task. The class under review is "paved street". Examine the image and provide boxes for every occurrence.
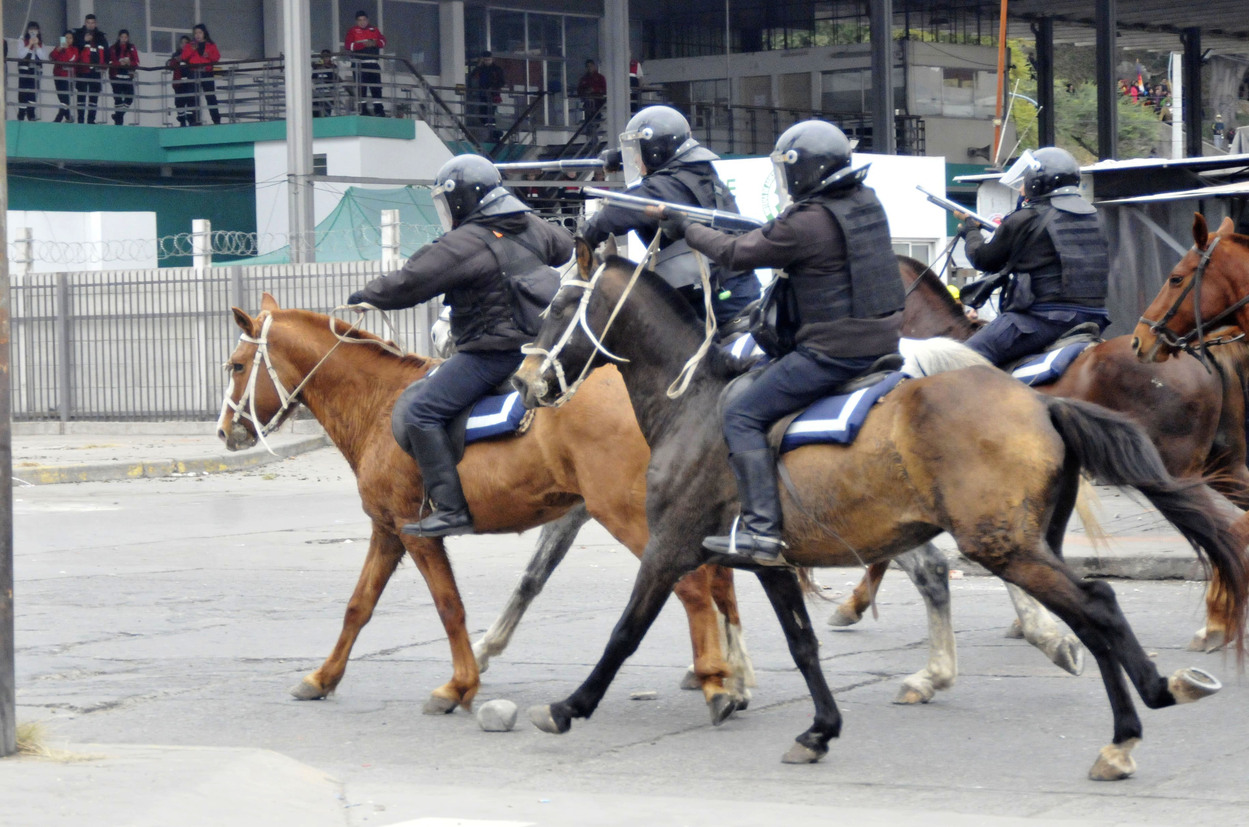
[7,446,1249,826]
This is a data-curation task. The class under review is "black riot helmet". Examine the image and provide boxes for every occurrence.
[619,105,700,183]
[1022,147,1082,199]
[431,154,503,230]
[770,120,863,206]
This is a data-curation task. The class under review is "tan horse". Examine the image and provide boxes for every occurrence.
[217,293,748,722]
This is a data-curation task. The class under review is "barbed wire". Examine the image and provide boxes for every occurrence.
[6,222,445,267]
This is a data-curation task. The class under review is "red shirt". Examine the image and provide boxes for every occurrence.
[181,40,221,70]
[345,25,386,55]
[50,45,78,77]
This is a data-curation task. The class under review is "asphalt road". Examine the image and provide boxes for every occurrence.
[9,447,1249,826]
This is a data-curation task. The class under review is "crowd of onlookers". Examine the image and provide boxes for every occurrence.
[1118,74,1173,122]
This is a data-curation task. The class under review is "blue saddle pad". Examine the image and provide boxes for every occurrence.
[724,332,767,360]
[780,371,906,453]
[1010,342,1091,387]
[464,392,527,444]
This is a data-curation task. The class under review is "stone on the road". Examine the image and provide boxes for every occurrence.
[476,699,519,732]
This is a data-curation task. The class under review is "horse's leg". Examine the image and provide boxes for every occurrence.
[983,545,1217,781]
[891,543,957,705]
[473,502,591,672]
[291,523,405,700]
[828,561,888,627]
[700,565,755,709]
[529,540,690,735]
[402,534,479,714]
[1191,575,1231,652]
[753,566,843,764]
[669,565,739,723]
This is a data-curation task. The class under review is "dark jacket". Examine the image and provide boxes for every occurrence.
[351,212,572,352]
[73,26,108,52]
[685,187,903,358]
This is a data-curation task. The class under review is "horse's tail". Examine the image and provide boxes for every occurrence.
[1045,396,1248,658]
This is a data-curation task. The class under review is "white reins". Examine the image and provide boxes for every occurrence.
[218,304,405,455]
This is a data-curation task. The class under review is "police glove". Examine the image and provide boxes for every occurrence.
[346,291,367,307]
[659,212,692,241]
[959,275,1004,309]
[598,148,623,173]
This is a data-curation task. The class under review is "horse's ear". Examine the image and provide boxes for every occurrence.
[1193,213,1210,250]
[1216,216,1236,236]
[231,307,256,336]
[260,292,280,311]
[575,237,595,278]
[601,235,618,258]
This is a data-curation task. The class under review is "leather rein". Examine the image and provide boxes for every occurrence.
[1137,237,1249,363]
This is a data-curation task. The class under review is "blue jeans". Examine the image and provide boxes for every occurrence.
[964,308,1108,367]
[392,350,523,435]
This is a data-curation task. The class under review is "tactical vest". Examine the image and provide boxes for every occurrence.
[813,187,906,319]
[649,166,742,290]
[466,221,561,337]
[1043,208,1109,301]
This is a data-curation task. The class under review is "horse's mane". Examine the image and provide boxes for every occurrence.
[601,255,757,381]
[279,307,433,369]
[898,255,965,319]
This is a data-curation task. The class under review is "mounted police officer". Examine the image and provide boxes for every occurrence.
[581,105,759,327]
[347,154,572,537]
[659,119,906,565]
[956,147,1110,366]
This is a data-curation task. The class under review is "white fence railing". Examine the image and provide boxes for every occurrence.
[10,260,439,422]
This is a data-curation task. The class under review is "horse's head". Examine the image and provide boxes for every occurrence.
[513,238,621,408]
[216,292,298,450]
[1134,215,1245,363]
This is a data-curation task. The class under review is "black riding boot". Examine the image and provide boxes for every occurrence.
[401,426,474,537]
[702,449,788,565]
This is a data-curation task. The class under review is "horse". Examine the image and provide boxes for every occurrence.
[217,293,751,723]
[832,256,1249,654]
[511,242,1247,780]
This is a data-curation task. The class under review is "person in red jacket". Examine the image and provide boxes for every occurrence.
[344,10,386,117]
[575,59,607,125]
[108,29,140,125]
[75,29,107,123]
[181,23,221,125]
[50,29,78,122]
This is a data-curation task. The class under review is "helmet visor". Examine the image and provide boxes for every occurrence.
[432,182,456,232]
[619,129,647,185]
[999,150,1039,193]
[769,147,797,209]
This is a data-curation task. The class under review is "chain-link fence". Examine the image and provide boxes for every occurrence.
[10,260,439,422]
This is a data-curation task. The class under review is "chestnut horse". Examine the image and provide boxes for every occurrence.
[217,293,749,722]
[834,256,1249,653]
[513,244,1247,780]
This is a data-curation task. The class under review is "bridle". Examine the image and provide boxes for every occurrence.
[219,306,403,454]
[1138,236,1249,362]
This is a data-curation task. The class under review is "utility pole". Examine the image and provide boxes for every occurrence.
[284,0,316,262]
[1,0,19,759]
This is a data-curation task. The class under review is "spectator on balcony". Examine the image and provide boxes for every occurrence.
[50,30,78,123]
[467,50,505,130]
[167,35,195,126]
[345,11,386,117]
[629,56,643,112]
[17,21,50,121]
[181,24,222,125]
[108,29,139,125]
[313,50,338,118]
[73,14,108,52]
[76,29,107,123]
[575,59,607,125]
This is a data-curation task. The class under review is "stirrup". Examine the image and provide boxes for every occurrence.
[703,516,789,567]
[401,509,474,538]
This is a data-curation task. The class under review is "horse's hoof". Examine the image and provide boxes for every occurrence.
[679,666,701,691]
[529,704,571,734]
[709,693,737,726]
[290,678,329,700]
[827,602,863,628]
[1169,667,1221,704]
[1088,738,1139,781]
[1053,637,1085,676]
[734,695,750,712]
[423,694,459,715]
[1004,618,1024,639]
[1187,627,1227,653]
[893,682,933,705]
[781,741,825,764]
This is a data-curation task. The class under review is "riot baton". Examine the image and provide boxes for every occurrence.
[916,185,998,228]
[582,187,765,234]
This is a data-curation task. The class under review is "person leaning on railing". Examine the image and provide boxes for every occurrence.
[344,10,386,117]
[49,30,78,123]
[75,29,107,124]
[18,22,51,121]
[167,35,195,127]
[108,29,140,125]
[181,24,222,125]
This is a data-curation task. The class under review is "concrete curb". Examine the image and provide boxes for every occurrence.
[12,434,332,486]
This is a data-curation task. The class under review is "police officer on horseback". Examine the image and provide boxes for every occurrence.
[659,119,906,565]
[348,154,572,537]
[957,147,1110,366]
[581,105,759,327]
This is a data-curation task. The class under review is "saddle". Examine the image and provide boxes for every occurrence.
[445,378,533,463]
[1004,322,1102,387]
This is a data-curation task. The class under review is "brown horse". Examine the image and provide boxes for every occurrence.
[514,244,1246,779]
[217,294,749,722]
[834,256,1249,653]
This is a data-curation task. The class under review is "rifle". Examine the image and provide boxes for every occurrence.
[582,187,764,234]
[916,185,998,228]
[495,159,606,174]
